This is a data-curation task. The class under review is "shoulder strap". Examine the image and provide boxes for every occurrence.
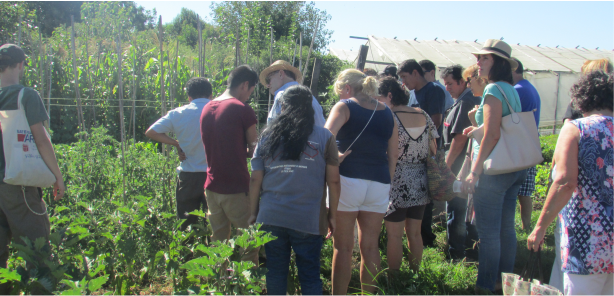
[17,88,25,110]
[491,83,515,114]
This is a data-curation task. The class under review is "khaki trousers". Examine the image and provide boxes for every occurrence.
[205,189,259,264]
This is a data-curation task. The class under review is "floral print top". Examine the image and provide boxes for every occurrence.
[559,116,613,275]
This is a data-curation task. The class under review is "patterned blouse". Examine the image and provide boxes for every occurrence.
[386,110,438,215]
[560,116,613,275]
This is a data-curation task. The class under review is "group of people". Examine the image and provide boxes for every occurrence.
[0,38,611,295]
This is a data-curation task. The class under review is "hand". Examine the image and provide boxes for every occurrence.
[468,106,478,127]
[527,228,545,252]
[326,215,336,239]
[247,214,257,225]
[177,147,186,161]
[53,178,66,201]
[463,126,477,137]
[338,150,352,163]
[461,172,478,194]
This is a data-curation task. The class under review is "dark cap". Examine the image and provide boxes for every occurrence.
[379,65,398,79]
[0,44,27,66]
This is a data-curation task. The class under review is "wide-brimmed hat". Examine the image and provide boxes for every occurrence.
[472,39,518,71]
[0,44,28,66]
[259,60,303,86]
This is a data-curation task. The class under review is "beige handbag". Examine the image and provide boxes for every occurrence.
[470,83,543,175]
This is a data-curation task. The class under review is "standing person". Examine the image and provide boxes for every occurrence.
[247,85,341,295]
[376,77,437,274]
[461,39,526,293]
[200,65,259,264]
[440,65,480,262]
[398,59,445,248]
[0,44,65,272]
[419,59,455,111]
[563,58,612,124]
[528,71,613,295]
[262,60,325,127]
[511,58,542,230]
[146,77,212,230]
[326,69,398,295]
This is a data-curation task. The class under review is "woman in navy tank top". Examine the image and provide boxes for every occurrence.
[325,69,398,295]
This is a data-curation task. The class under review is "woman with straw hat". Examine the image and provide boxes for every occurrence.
[460,39,526,293]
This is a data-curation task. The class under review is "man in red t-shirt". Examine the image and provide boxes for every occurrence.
[200,65,259,263]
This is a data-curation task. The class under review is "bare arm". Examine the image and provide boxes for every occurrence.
[445,133,468,169]
[528,122,579,251]
[31,122,65,200]
[463,95,502,193]
[247,170,264,225]
[145,128,180,148]
[431,113,443,129]
[325,164,340,238]
[387,116,399,181]
[245,124,258,158]
[324,102,352,162]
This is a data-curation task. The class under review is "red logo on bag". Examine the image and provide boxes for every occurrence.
[17,131,34,143]
[23,144,28,152]
[18,134,26,142]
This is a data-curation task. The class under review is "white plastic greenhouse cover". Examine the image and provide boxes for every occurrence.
[329,36,614,129]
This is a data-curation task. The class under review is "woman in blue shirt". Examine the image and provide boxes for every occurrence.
[461,39,527,293]
[248,85,340,295]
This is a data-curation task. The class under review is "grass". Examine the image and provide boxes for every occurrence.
[304,201,557,295]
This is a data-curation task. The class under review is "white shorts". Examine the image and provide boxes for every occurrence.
[334,175,390,213]
[564,273,613,295]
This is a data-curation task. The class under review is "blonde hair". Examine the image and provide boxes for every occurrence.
[334,69,378,97]
[463,64,487,84]
[581,58,613,75]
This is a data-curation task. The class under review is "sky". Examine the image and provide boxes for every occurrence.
[135,1,614,52]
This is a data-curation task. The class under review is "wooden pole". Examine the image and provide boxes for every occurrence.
[301,18,320,84]
[173,39,179,110]
[158,16,166,155]
[202,29,207,75]
[85,22,95,128]
[117,34,127,202]
[47,48,52,122]
[38,29,44,96]
[310,58,322,98]
[553,72,561,134]
[71,15,85,138]
[130,43,136,142]
[197,15,203,77]
[356,45,369,71]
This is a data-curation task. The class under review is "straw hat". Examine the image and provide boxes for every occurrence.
[259,60,303,86]
[472,39,518,71]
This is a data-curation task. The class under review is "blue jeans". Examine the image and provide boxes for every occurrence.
[447,196,479,259]
[260,225,323,295]
[474,169,527,291]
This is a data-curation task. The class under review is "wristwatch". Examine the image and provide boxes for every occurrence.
[470,171,479,178]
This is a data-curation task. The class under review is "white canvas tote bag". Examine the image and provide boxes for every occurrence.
[471,83,543,175]
[0,88,56,187]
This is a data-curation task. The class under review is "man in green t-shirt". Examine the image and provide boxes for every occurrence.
[0,44,65,278]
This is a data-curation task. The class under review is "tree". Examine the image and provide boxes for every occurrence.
[26,1,83,37]
[209,1,333,54]
[165,8,220,49]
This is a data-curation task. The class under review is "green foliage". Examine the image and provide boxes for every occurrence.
[540,134,558,164]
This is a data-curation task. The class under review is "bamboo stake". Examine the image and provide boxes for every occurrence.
[17,15,21,45]
[302,17,320,84]
[47,47,52,121]
[202,22,206,75]
[268,26,273,113]
[130,40,136,142]
[158,16,166,155]
[246,28,250,65]
[71,15,85,138]
[292,38,297,66]
[197,15,203,77]
[173,39,179,110]
[117,34,126,203]
[299,32,302,72]
[235,26,240,67]
[85,22,95,128]
[38,28,44,96]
